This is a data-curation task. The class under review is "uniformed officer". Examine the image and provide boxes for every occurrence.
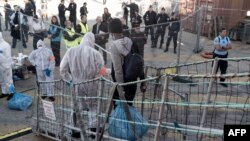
[155,7,169,49]
[213,27,232,87]
[143,5,157,48]
[63,20,79,49]
[164,12,180,53]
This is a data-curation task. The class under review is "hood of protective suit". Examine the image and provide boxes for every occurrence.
[80,32,95,48]
[113,37,132,56]
[60,32,104,83]
[37,40,46,48]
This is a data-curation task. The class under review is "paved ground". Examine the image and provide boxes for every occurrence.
[0,0,250,141]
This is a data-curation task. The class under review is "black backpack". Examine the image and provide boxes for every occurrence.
[122,41,144,81]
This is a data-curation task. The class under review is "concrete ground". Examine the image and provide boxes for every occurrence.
[0,0,250,141]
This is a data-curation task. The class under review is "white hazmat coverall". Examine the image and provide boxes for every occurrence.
[29,40,55,97]
[60,32,104,128]
[0,32,13,95]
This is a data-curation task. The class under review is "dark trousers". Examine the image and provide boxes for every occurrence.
[155,26,166,47]
[213,53,228,82]
[166,31,178,50]
[5,15,11,30]
[59,16,66,28]
[21,24,29,42]
[12,31,26,48]
[124,15,128,26]
[51,42,61,66]
[113,84,137,109]
[95,43,107,64]
[33,33,44,50]
[145,26,155,43]
[69,16,76,29]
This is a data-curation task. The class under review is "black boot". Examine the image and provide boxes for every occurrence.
[159,43,163,49]
[164,45,169,52]
[174,47,177,54]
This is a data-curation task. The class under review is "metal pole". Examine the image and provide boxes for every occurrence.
[199,58,219,128]
[154,76,169,141]
[176,21,183,70]
[193,7,203,53]
[96,79,104,141]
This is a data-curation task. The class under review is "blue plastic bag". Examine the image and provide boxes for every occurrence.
[7,93,32,111]
[108,102,149,141]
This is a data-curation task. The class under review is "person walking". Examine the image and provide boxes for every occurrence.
[32,15,47,50]
[213,28,232,87]
[48,16,62,66]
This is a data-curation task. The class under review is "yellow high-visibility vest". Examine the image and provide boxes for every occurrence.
[79,22,89,35]
[63,28,79,49]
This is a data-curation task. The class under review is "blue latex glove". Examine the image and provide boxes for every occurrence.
[44,68,51,77]
[9,84,16,94]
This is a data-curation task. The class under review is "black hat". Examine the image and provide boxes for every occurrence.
[171,12,175,16]
[84,2,87,5]
[109,18,123,33]
[149,5,153,8]
[161,7,165,11]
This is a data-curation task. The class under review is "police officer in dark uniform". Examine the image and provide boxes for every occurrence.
[131,10,142,28]
[155,7,169,49]
[58,0,66,27]
[143,5,157,48]
[67,0,77,29]
[164,12,180,54]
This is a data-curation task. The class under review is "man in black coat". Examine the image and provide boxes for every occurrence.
[92,16,109,64]
[80,2,88,16]
[24,0,33,16]
[10,5,27,49]
[143,5,157,48]
[58,0,66,27]
[126,2,139,21]
[131,10,142,28]
[29,0,36,16]
[155,7,170,49]
[164,13,180,54]
[122,2,129,26]
[67,0,77,29]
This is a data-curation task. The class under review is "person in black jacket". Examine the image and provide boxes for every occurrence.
[66,0,77,29]
[155,7,169,49]
[58,0,66,27]
[120,17,130,38]
[131,10,142,28]
[131,24,146,58]
[4,0,12,31]
[164,13,180,54]
[92,16,109,64]
[24,0,34,16]
[80,2,88,16]
[126,2,139,22]
[29,0,36,16]
[122,2,129,26]
[143,5,157,48]
[10,5,27,49]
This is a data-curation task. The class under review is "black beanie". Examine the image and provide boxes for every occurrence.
[109,18,123,34]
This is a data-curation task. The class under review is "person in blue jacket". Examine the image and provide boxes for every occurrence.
[48,16,61,66]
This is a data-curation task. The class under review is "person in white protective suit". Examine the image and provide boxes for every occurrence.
[0,32,15,100]
[28,40,55,101]
[60,32,106,138]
